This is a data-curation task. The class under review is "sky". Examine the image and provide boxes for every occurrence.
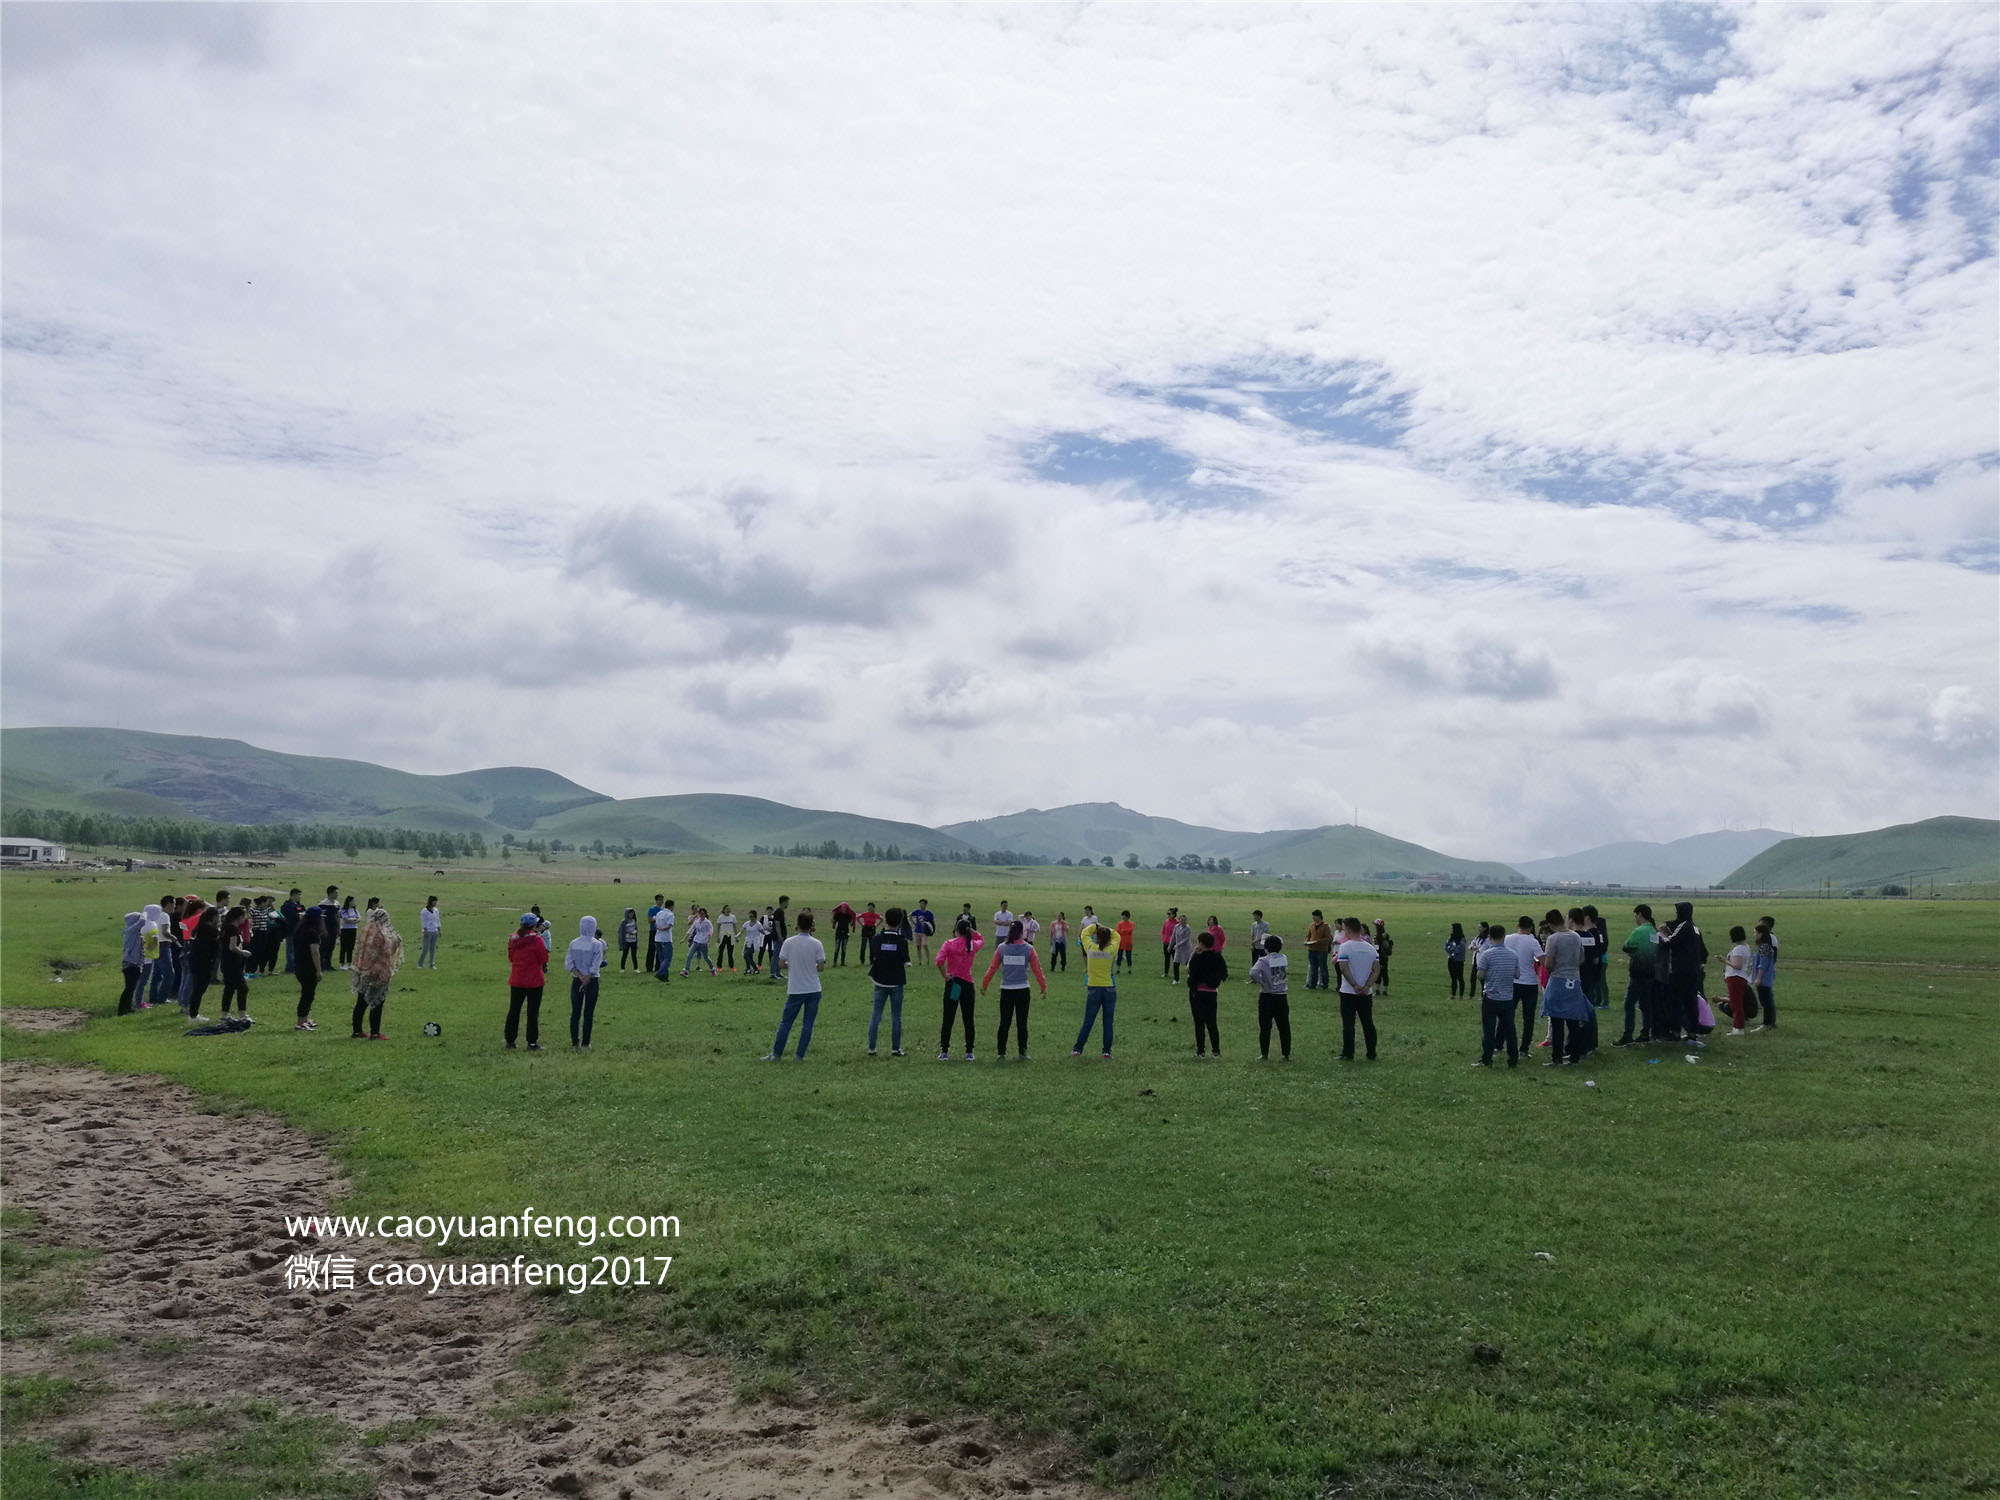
[3,2,1996,862]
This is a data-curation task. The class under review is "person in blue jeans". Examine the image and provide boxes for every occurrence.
[867,907,911,1056]
[1071,925,1118,1058]
[765,912,827,1060]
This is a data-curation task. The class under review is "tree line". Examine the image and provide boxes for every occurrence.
[5,807,489,861]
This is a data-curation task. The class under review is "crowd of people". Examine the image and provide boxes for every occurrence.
[115,885,1779,1068]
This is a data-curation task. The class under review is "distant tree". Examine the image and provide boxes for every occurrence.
[343,844,360,859]
[592,839,606,856]
[1178,853,1205,871]
[1124,854,1140,869]
[1057,856,1073,867]
[884,843,901,861]
[1880,884,1908,897]
[501,832,515,848]
[1100,855,1114,868]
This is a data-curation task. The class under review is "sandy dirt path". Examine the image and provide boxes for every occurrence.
[1,1059,1105,1500]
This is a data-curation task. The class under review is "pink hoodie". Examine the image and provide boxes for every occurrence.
[935,932,985,982]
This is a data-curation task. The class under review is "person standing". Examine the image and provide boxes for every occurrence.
[280,888,305,975]
[858,903,880,966]
[566,915,607,1050]
[293,909,324,1031]
[991,900,1017,948]
[911,900,935,962]
[652,900,676,981]
[1247,934,1290,1060]
[1657,902,1705,1044]
[1371,919,1394,991]
[766,913,827,1060]
[1721,925,1755,1036]
[338,897,360,969]
[1502,917,1544,1052]
[616,908,641,970]
[644,894,664,972]
[316,887,342,975]
[1444,923,1468,998]
[1071,924,1118,1059]
[1169,912,1193,982]
[716,906,738,971]
[681,908,715,977]
[1186,931,1227,1057]
[1114,912,1136,971]
[1303,911,1334,992]
[505,912,548,1050]
[1248,911,1270,963]
[741,911,766,976]
[349,908,404,1039]
[934,917,984,1061]
[1204,915,1227,957]
[118,911,146,1015]
[1751,919,1778,1030]
[1473,923,1521,1067]
[1047,912,1068,971]
[1160,908,1180,978]
[1537,912,1593,1065]
[185,905,221,1020]
[830,900,856,965]
[1021,910,1040,950]
[980,920,1047,1060]
[418,896,441,969]
[1615,905,1658,1045]
[867,906,911,1057]
[1334,918,1380,1061]
[216,907,252,1021]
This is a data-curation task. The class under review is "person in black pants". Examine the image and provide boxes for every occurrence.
[505,912,548,1050]
[216,908,252,1018]
[1335,918,1380,1060]
[185,906,221,1020]
[1444,923,1467,998]
[1248,935,1290,1060]
[1186,931,1227,1057]
[566,915,605,1050]
[293,910,324,1030]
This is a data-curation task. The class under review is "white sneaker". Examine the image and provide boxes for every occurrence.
[1730,1028,1746,1037]
[760,1052,777,1061]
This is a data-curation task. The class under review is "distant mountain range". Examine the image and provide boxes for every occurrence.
[3,728,1991,890]
[1514,829,1794,889]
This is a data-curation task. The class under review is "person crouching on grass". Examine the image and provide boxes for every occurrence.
[567,915,607,1050]
[935,917,984,1061]
[765,912,826,1060]
[1186,930,1227,1058]
[349,908,403,1039]
[1071,924,1118,1059]
[980,920,1047,1060]
[505,912,547,1051]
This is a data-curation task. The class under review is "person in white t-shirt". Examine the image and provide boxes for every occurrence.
[715,906,739,971]
[1334,918,1380,1061]
[992,903,1016,945]
[652,902,676,981]
[417,896,441,969]
[764,913,827,1060]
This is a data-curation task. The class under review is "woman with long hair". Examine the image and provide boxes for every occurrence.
[350,908,404,1039]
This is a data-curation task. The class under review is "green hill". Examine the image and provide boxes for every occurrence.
[941,801,1520,880]
[540,794,975,859]
[1721,816,2000,891]
[939,802,1255,865]
[1232,825,1521,882]
[0,727,606,834]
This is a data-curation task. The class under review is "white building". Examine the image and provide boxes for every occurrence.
[0,836,67,864]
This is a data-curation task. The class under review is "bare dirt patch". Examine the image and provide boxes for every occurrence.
[2,1007,88,1032]
[0,1061,1105,1499]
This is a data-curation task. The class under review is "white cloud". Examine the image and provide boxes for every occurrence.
[3,3,1995,860]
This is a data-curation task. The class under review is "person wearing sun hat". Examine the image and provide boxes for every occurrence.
[505,912,548,1051]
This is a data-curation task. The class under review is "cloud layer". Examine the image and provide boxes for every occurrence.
[4,3,1995,859]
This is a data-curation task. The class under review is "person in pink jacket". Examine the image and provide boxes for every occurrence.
[933,917,984,1061]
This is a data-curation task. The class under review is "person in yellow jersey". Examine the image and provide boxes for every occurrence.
[1070,924,1119,1059]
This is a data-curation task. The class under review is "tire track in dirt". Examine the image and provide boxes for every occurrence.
[1,1061,1105,1499]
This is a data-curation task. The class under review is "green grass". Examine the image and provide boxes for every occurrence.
[5,855,1997,1498]
[2,1406,372,1500]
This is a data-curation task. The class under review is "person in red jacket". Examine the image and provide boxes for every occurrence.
[505,912,548,1051]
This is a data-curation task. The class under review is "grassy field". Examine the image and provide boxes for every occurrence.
[4,853,1997,1499]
